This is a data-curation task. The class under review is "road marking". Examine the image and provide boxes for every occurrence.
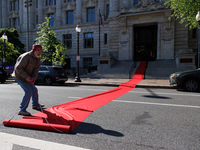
[128,91,200,97]
[66,87,200,97]
[69,97,200,109]
[0,132,90,150]
[114,100,200,109]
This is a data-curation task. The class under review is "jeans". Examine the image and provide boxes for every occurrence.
[14,77,39,111]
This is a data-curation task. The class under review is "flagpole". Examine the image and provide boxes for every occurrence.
[99,9,100,56]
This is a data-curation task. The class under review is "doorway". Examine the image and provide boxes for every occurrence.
[134,25,157,61]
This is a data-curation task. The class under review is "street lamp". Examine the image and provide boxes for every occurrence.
[74,24,81,82]
[2,33,7,70]
[196,11,200,68]
[24,0,32,51]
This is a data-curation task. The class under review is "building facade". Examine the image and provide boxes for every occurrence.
[0,0,198,69]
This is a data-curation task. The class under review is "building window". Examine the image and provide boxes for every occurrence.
[84,33,94,48]
[46,0,56,6]
[83,58,92,69]
[10,1,12,11]
[63,34,72,49]
[49,0,54,5]
[36,15,38,24]
[13,18,18,27]
[106,5,109,19]
[14,1,18,11]
[66,11,74,24]
[104,34,107,44]
[134,0,138,5]
[48,14,54,26]
[36,0,38,8]
[64,0,73,2]
[87,8,95,22]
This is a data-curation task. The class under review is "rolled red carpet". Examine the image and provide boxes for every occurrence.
[3,62,146,133]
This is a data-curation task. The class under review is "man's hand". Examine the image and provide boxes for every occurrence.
[26,77,34,84]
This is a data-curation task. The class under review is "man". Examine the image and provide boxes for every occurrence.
[12,44,44,116]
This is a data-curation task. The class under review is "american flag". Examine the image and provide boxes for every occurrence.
[99,12,104,26]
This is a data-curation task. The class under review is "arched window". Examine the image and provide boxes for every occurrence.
[134,0,138,5]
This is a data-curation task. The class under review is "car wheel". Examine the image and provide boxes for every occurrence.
[1,80,6,83]
[183,79,199,92]
[44,77,52,85]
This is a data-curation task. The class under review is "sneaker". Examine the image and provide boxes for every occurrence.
[18,110,31,116]
[32,104,45,110]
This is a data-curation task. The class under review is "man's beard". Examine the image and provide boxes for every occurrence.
[34,51,40,58]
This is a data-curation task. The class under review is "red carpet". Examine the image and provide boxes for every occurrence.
[3,62,146,133]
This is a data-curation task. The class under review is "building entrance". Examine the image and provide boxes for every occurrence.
[134,25,157,61]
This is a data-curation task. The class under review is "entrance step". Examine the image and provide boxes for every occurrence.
[80,60,134,79]
[145,59,178,79]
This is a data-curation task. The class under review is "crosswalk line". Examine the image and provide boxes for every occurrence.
[0,132,90,150]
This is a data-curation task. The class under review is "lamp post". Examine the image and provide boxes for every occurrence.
[196,11,200,68]
[74,24,81,82]
[2,33,7,70]
[24,0,32,51]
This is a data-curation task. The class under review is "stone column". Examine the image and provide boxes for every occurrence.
[29,1,35,30]
[109,0,119,18]
[55,0,62,26]
[2,0,8,28]
[38,0,44,24]
[75,0,82,24]
[19,0,23,28]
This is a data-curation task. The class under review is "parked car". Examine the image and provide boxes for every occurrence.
[0,67,8,83]
[169,68,200,92]
[35,65,68,85]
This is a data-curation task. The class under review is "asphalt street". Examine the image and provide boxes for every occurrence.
[1,82,200,150]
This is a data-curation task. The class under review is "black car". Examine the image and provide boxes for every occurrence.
[0,67,8,83]
[35,65,68,85]
[169,68,200,92]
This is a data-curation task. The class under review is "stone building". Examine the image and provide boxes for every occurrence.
[0,0,198,70]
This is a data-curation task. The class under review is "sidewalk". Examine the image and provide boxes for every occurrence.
[66,77,172,89]
[6,77,172,89]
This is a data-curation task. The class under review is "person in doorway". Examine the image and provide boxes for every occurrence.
[12,44,44,116]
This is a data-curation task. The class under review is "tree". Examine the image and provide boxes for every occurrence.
[0,28,23,66]
[164,0,200,29]
[0,38,21,66]
[0,28,25,53]
[35,17,67,66]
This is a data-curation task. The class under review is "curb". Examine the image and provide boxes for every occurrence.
[5,79,175,89]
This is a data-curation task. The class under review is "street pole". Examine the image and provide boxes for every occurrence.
[2,33,7,70]
[196,11,200,68]
[198,21,200,68]
[74,24,81,82]
[24,0,32,51]
[3,38,5,69]
[27,0,29,51]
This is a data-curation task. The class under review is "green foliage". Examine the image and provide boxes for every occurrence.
[0,38,21,66]
[164,0,200,29]
[0,28,23,66]
[0,28,25,53]
[35,17,67,66]
[52,44,67,66]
